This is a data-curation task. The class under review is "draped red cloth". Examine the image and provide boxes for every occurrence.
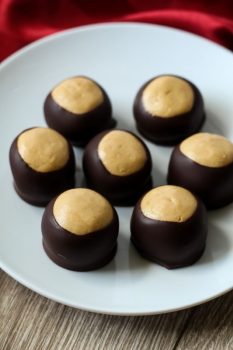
[0,0,233,60]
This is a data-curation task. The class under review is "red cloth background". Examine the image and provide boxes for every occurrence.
[0,0,233,61]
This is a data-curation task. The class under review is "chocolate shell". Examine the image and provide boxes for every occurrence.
[133,75,205,145]
[9,129,75,206]
[44,76,116,146]
[41,197,119,271]
[82,130,152,206]
[167,146,233,209]
[130,195,207,269]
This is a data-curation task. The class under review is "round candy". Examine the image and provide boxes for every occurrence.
[133,74,205,145]
[42,188,119,271]
[83,129,152,205]
[9,127,75,206]
[167,133,233,209]
[130,185,207,269]
[44,76,116,146]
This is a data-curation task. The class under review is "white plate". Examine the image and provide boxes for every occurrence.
[0,23,233,315]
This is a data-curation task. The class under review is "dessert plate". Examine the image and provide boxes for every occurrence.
[0,23,233,315]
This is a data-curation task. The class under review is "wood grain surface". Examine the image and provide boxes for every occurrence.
[0,270,233,350]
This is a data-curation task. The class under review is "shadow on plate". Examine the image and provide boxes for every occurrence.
[198,222,231,265]
[208,203,233,222]
[202,109,228,136]
[116,114,133,131]
[152,164,167,188]
[99,232,151,274]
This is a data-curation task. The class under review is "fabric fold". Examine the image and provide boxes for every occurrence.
[0,1,232,60]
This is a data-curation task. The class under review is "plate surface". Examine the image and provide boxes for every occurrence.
[0,23,233,315]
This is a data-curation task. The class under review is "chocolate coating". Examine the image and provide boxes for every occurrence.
[41,197,119,271]
[83,130,153,206]
[131,196,207,269]
[167,146,233,209]
[9,128,75,206]
[133,75,205,145]
[44,77,116,146]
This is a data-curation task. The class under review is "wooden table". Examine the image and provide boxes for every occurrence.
[1,270,233,350]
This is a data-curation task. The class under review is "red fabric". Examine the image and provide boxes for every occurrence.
[0,0,233,61]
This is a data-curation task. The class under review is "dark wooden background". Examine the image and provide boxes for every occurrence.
[1,270,233,350]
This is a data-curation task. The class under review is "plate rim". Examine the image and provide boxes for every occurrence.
[1,258,233,315]
[1,22,233,316]
[1,21,232,69]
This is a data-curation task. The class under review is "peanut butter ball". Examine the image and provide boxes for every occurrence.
[83,129,152,206]
[9,127,75,206]
[44,76,116,146]
[131,185,207,268]
[133,75,205,145]
[42,188,119,271]
[168,133,233,209]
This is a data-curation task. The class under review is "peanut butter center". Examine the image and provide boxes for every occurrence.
[53,188,113,235]
[142,75,194,118]
[180,133,233,167]
[17,127,69,173]
[51,76,104,114]
[141,185,197,222]
[98,130,147,176]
